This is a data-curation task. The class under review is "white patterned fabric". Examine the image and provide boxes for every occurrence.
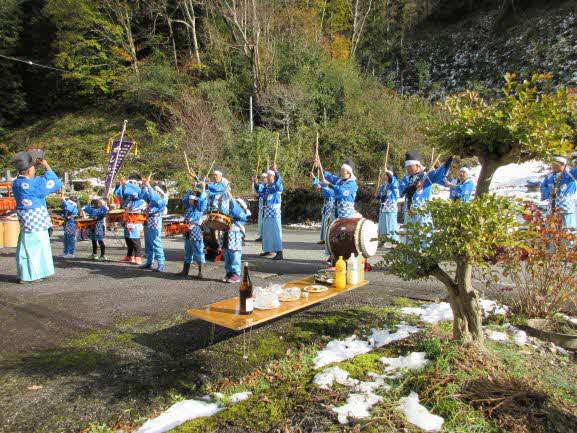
[227,227,244,251]
[64,220,77,236]
[17,206,52,232]
[380,201,398,213]
[335,201,356,219]
[147,214,163,232]
[189,224,204,241]
[263,203,281,218]
[322,198,335,216]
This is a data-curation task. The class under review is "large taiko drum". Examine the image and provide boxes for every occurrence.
[202,212,232,231]
[327,217,378,260]
[124,212,147,224]
[76,218,97,230]
[50,214,66,227]
[107,209,126,223]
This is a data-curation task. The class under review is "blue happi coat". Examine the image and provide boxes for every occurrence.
[13,170,62,232]
[114,182,146,238]
[376,177,399,241]
[224,199,249,276]
[313,177,335,242]
[83,203,109,241]
[141,186,167,232]
[61,199,79,235]
[541,170,577,215]
[398,163,450,224]
[207,181,227,212]
[182,190,209,265]
[322,172,358,219]
[449,178,475,202]
[261,172,283,253]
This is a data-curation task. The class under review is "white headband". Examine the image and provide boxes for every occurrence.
[188,194,199,201]
[405,160,420,167]
[214,170,223,176]
[267,170,275,176]
[90,195,101,201]
[459,167,470,175]
[341,164,353,174]
[260,173,268,178]
[554,156,568,165]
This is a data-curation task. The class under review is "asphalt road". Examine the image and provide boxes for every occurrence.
[0,225,447,354]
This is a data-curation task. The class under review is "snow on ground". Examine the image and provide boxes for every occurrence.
[397,392,445,432]
[314,323,423,368]
[287,221,322,229]
[487,330,509,342]
[332,392,384,424]
[400,300,508,324]
[380,352,430,373]
[134,399,222,433]
[314,335,372,368]
[135,392,253,433]
[313,366,360,390]
[368,323,422,347]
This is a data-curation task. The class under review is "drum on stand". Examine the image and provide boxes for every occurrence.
[123,212,147,225]
[327,217,378,260]
[202,212,232,232]
[107,209,126,223]
[76,218,97,230]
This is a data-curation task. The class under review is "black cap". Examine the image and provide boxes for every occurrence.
[128,173,142,181]
[12,152,33,172]
[405,152,422,163]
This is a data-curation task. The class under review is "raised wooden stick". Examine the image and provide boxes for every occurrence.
[430,147,435,169]
[274,132,280,165]
[183,151,197,179]
[384,142,390,174]
[205,159,216,179]
[255,155,260,179]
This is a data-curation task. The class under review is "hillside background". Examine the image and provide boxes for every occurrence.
[0,0,575,194]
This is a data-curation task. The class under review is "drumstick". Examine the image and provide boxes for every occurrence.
[311,131,319,173]
[274,132,280,166]
[384,142,390,174]
[430,147,435,170]
[183,151,198,179]
[255,155,260,179]
[374,168,382,199]
[205,159,216,179]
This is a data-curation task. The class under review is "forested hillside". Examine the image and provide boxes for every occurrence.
[0,0,575,191]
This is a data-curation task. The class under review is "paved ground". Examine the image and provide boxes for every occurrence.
[0,225,446,354]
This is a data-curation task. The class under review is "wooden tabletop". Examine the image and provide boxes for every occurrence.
[186,276,369,330]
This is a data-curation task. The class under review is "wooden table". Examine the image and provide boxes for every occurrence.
[187,276,369,331]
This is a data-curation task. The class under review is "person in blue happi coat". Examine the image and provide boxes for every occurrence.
[315,161,359,219]
[445,167,475,202]
[311,173,334,245]
[540,156,577,231]
[178,182,208,279]
[11,152,62,283]
[260,164,284,260]
[60,195,79,258]
[114,174,147,264]
[223,197,250,283]
[139,180,168,272]
[207,170,228,212]
[376,169,399,244]
[253,172,269,242]
[398,152,453,239]
[83,196,109,260]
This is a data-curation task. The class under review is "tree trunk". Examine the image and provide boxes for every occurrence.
[432,262,484,344]
[475,156,501,196]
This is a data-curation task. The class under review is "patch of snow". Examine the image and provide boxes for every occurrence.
[397,391,444,432]
[513,330,528,346]
[314,335,372,368]
[134,399,222,433]
[380,352,430,373]
[487,331,509,342]
[368,323,422,347]
[332,392,384,424]
[229,392,252,403]
[400,303,453,324]
[313,366,359,390]
[353,373,392,393]
[287,222,321,229]
[401,300,507,324]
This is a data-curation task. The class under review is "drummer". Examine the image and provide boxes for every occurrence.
[60,195,79,258]
[315,161,358,219]
[223,196,250,283]
[139,180,168,272]
[311,173,334,245]
[83,196,109,261]
[376,170,399,245]
[260,164,284,261]
[11,152,62,284]
[445,167,475,202]
[252,172,269,242]
[207,170,228,212]
[114,174,147,265]
[179,181,208,279]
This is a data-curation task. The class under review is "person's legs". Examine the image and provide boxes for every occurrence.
[92,240,98,255]
[153,228,165,269]
[99,241,106,258]
[126,238,134,257]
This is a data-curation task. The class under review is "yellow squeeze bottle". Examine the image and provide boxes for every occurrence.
[334,256,347,290]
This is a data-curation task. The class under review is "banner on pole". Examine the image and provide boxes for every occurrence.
[103,139,133,198]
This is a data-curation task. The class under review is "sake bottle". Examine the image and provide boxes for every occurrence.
[334,256,347,290]
[239,262,254,315]
[347,254,359,286]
